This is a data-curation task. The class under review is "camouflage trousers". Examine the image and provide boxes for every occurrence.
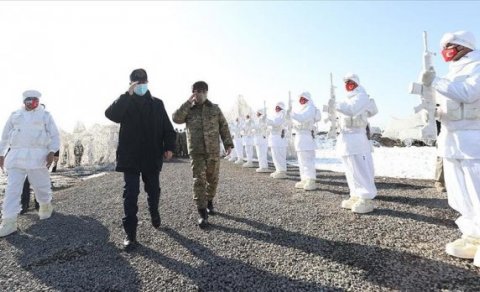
[190,154,220,209]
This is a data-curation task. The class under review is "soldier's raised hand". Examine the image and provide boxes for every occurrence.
[188,93,197,105]
[328,98,336,109]
[128,81,139,96]
[422,67,436,87]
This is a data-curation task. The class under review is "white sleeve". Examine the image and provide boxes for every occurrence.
[432,72,480,104]
[267,115,285,127]
[290,106,316,122]
[45,113,60,153]
[0,114,14,156]
[336,93,370,116]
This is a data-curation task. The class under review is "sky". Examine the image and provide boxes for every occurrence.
[0,1,479,132]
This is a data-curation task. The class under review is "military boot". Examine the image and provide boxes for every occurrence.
[150,210,161,229]
[122,222,138,252]
[207,200,215,216]
[147,191,161,229]
[295,180,306,189]
[197,208,209,229]
[20,202,29,215]
[351,198,375,214]
[446,235,480,259]
[38,203,53,220]
[123,234,138,252]
[0,217,18,237]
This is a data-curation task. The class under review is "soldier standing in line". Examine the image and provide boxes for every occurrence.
[253,109,270,173]
[422,31,480,265]
[232,118,245,165]
[172,81,233,228]
[73,140,84,167]
[267,102,288,179]
[336,73,378,214]
[241,114,255,168]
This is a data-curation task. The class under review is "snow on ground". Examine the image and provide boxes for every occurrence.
[311,144,437,180]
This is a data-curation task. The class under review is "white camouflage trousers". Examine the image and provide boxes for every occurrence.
[2,168,52,219]
[271,146,287,172]
[297,150,316,180]
[444,158,480,238]
[341,153,377,199]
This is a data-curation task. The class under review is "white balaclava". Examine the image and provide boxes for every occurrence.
[343,73,361,93]
[256,108,265,118]
[275,102,285,111]
[22,89,42,110]
[299,91,313,109]
[440,30,476,50]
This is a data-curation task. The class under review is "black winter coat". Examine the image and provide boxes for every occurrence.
[105,91,176,173]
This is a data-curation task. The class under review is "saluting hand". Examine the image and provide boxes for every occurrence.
[188,93,198,105]
[128,81,139,96]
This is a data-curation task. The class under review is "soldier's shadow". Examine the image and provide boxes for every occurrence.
[5,213,140,291]
[375,195,449,209]
[135,227,340,291]
[368,208,456,228]
[211,212,480,290]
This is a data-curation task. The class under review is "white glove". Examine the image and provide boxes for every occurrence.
[328,99,335,109]
[287,108,292,117]
[422,67,436,87]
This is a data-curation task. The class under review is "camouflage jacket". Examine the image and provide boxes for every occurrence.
[172,99,233,155]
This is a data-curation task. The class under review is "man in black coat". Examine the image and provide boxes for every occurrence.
[105,68,176,251]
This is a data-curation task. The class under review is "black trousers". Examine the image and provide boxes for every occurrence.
[20,178,40,211]
[21,178,31,208]
[122,171,161,237]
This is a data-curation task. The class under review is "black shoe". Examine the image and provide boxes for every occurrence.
[197,208,209,229]
[151,211,161,229]
[20,205,29,215]
[207,200,215,216]
[123,236,138,251]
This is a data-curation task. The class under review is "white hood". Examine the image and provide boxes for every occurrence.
[22,89,41,103]
[298,91,315,110]
[440,30,476,50]
[343,73,360,85]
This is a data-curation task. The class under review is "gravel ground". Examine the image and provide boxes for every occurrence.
[0,158,479,291]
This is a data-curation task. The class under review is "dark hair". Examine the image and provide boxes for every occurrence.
[130,69,148,82]
[192,81,208,92]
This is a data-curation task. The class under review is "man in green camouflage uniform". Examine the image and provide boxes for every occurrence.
[172,81,233,228]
